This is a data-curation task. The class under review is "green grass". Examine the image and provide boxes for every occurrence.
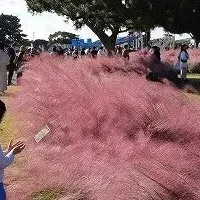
[32,189,65,200]
[187,73,200,79]
[0,116,16,148]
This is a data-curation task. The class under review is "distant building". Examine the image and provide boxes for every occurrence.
[71,38,93,49]
[70,32,143,50]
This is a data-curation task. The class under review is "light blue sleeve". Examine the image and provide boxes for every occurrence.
[0,145,14,170]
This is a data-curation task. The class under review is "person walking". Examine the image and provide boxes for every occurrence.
[0,43,10,94]
[0,100,25,200]
[7,43,17,86]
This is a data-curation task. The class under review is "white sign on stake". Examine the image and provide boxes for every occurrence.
[34,125,51,143]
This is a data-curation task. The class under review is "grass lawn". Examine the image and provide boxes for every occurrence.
[186,73,200,97]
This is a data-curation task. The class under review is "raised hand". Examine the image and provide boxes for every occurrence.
[13,142,25,155]
[7,140,24,153]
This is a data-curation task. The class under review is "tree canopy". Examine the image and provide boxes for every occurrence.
[0,14,27,45]
[25,0,137,51]
[156,0,200,43]
[49,31,78,45]
[24,0,200,51]
[33,39,49,49]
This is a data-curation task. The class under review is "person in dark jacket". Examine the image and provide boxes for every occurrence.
[7,43,17,85]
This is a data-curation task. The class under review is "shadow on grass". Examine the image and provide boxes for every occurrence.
[187,78,200,93]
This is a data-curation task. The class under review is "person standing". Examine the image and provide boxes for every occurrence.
[72,49,79,60]
[150,46,161,64]
[15,46,26,70]
[50,46,58,57]
[91,46,98,58]
[85,48,91,58]
[0,100,25,200]
[122,44,131,62]
[97,46,107,57]
[58,46,65,56]
[7,43,17,86]
[80,48,86,57]
[116,46,122,56]
[0,43,10,94]
[179,44,189,83]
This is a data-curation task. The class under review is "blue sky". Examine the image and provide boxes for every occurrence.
[0,0,191,42]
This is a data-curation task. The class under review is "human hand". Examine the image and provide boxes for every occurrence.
[13,142,25,155]
[7,140,24,153]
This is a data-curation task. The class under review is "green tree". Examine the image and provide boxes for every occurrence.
[33,39,49,49]
[126,0,200,45]
[25,0,137,53]
[155,0,200,45]
[25,0,199,51]
[0,14,27,44]
[49,31,78,45]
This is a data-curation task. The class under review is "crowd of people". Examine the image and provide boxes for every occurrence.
[0,41,190,96]
[50,44,137,60]
[0,42,40,95]
[0,40,191,96]
[50,45,107,59]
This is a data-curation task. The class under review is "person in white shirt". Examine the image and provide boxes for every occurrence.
[0,100,25,200]
[0,43,10,95]
[179,44,189,82]
[97,46,107,57]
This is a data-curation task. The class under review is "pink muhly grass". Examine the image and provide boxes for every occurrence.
[8,54,200,200]
[162,49,200,66]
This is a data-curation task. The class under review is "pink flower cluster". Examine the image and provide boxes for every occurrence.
[9,54,200,200]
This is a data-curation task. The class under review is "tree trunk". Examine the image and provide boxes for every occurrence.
[145,30,151,48]
[100,35,117,56]
[86,22,118,56]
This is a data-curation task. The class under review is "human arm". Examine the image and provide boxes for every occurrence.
[0,141,25,170]
[180,52,189,62]
[0,145,14,170]
[4,141,24,155]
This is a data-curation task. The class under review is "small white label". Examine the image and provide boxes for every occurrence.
[34,125,50,143]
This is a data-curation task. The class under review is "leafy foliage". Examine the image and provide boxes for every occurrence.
[33,39,49,49]
[48,31,78,45]
[153,0,200,42]
[24,0,136,50]
[0,14,27,44]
